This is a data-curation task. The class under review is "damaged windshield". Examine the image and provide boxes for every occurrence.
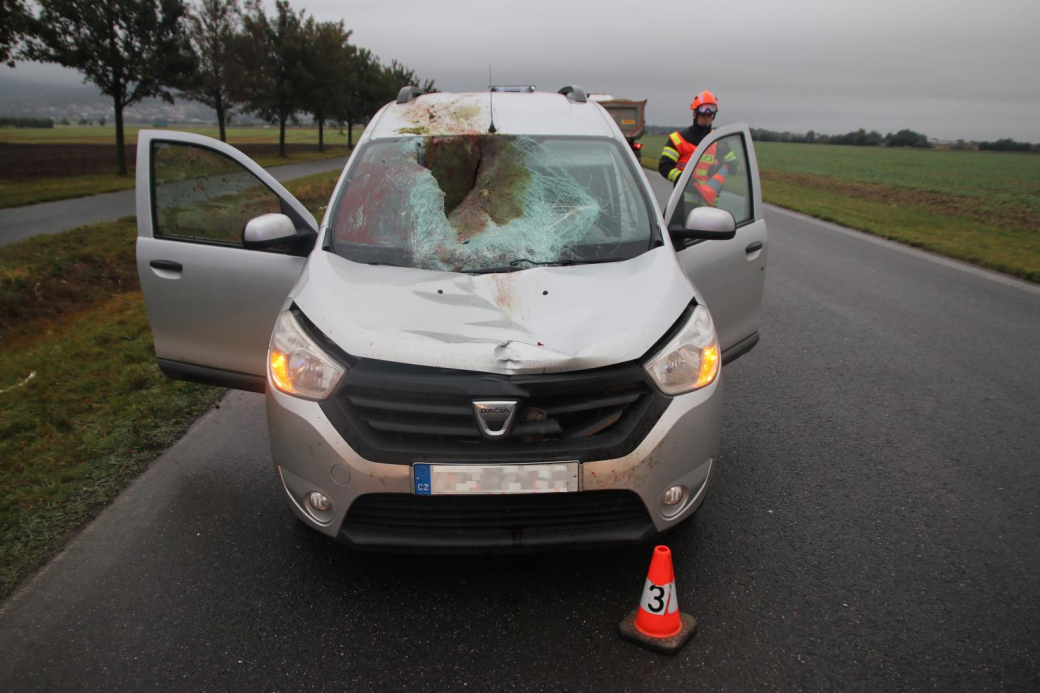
[327,135,655,272]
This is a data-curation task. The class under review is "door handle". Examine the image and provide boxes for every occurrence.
[745,241,763,254]
[150,260,182,272]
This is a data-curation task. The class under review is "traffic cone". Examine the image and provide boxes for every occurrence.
[617,545,697,654]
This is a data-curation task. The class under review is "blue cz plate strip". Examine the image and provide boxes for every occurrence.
[413,464,432,495]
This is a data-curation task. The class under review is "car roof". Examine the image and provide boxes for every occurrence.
[367,91,617,140]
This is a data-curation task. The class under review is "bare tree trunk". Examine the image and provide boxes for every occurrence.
[347,118,354,148]
[279,115,286,157]
[114,93,127,176]
[215,93,227,142]
[318,117,324,152]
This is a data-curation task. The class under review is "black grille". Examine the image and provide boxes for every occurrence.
[319,358,670,465]
[340,491,655,550]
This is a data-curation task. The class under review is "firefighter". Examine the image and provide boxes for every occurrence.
[658,90,738,209]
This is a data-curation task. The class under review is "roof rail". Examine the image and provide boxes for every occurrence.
[396,86,424,104]
[558,85,587,103]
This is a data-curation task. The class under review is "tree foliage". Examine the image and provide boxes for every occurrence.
[336,46,383,148]
[239,0,309,156]
[383,58,436,95]
[827,128,884,147]
[15,0,439,160]
[0,116,53,127]
[751,127,933,148]
[300,18,352,152]
[23,0,194,174]
[884,129,931,148]
[978,138,1034,153]
[748,128,1038,153]
[180,0,243,142]
[1,0,29,67]
[325,54,436,147]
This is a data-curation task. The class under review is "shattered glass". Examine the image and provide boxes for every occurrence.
[329,135,654,272]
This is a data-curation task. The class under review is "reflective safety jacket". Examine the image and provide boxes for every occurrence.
[659,126,738,207]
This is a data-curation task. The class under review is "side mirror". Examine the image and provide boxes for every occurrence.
[670,207,737,241]
[243,213,300,249]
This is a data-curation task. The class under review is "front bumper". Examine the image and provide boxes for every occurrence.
[266,374,722,550]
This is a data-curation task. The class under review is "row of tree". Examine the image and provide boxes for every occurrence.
[1,0,435,174]
[0,116,54,128]
[749,127,933,148]
[750,128,1039,152]
[976,138,1038,153]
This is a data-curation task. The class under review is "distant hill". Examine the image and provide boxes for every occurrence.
[0,77,261,125]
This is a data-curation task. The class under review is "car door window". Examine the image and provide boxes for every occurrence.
[668,133,753,230]
[152,142,281,245]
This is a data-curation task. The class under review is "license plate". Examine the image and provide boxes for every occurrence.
[413,462,579,495]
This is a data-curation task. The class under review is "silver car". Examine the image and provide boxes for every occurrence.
[135,87,768,550]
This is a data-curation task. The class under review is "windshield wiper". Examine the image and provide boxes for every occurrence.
[460,257,625,274]
[510,257,624,267]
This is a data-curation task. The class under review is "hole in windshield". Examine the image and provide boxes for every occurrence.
[422,136,531,238]
[329,135,655,273]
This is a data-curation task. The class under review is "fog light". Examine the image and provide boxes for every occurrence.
[308,492,332,512]
[663,485,686,506]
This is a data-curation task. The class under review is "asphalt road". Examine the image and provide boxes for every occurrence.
[0,156,350,246]
[1,173,1038,691]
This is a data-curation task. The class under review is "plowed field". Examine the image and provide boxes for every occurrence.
[0,143,334,180]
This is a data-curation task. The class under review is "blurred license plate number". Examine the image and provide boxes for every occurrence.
[413,463,578,495]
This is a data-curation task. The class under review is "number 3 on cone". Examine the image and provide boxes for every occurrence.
[640,580,677,614]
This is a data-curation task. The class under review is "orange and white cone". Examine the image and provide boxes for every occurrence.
[618,545,697,654]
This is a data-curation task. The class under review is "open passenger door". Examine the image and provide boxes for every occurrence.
[663,123,768,364]
[135,130,320,392]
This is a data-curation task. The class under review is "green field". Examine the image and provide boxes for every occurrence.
[0,124,363,145]
[640,136,1040,282]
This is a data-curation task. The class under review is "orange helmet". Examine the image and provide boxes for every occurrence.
[690,90,718,114]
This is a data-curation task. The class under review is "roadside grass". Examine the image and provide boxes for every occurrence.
[0,145,351,210]
[640,136,1040,281]
[1,173,146,210]
[0,170,340,599]
[762,173,1039,282]
[0,296,225,596]
[0,219,139,348]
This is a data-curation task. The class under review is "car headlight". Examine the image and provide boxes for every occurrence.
[643,304,721,395]
[268,310,345,400]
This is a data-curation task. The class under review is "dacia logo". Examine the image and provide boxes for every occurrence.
[472,400,519,438]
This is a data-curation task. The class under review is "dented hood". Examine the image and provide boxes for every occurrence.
[291,246,694,375]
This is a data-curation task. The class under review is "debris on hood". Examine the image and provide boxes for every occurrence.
[395,95,487,136]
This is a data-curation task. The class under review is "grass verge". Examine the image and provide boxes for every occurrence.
[0,296,225,596]
[0,146,350,210]
[0,170,340,599]
[759,172,1039,282]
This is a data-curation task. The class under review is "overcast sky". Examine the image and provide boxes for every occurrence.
[4,0,1039,140]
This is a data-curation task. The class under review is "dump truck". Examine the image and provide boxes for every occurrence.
[589,94,647,158]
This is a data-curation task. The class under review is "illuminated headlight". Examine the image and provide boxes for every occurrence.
[644,305,721,395]
[268,311,345,400]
